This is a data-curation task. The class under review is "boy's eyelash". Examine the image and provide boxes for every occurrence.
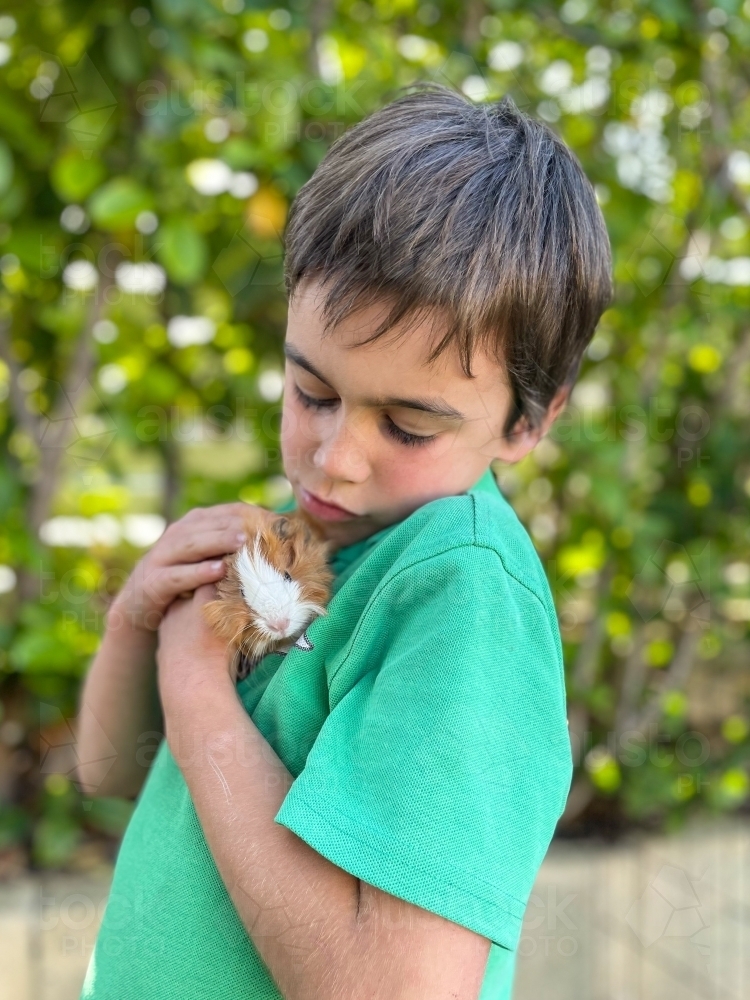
[383,417,435,448]
[293,384,337,412]
[293,384,436,448]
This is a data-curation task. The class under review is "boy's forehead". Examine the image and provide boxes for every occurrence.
[286,282,511,432]
[287,279,508,392]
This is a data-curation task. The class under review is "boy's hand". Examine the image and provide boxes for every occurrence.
[109,502,277,634]
[156,583,234,704]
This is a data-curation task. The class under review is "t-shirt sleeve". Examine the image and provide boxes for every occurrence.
[273,543,573,950]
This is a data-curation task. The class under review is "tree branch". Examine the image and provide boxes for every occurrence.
[28,277,112,535]
[631,626,702,732]
[307,0,335,78]
[0,318,41,444]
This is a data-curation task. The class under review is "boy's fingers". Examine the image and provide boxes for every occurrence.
[190,501,278,530]
[170,501,268,531]
[209,502,279,535]
[155,524,248,567]
[157,503,276,565]
[155,560,228,602]
[211,501,271,519]
[163,510,244,541]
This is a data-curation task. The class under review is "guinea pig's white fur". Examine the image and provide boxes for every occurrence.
[202,508,334,678]
[236,537,328,640]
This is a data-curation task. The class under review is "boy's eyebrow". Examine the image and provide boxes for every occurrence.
[284,343,465,420]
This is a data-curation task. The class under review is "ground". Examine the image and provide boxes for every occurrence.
[0,818,747,1000]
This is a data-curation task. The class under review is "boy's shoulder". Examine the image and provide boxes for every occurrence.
[379,466,554,615]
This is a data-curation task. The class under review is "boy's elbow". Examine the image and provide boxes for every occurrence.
[75,760,141,800]
[74,755,118,799]
[74,734,141,800]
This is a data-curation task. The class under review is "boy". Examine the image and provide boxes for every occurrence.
[76,85,612,1000]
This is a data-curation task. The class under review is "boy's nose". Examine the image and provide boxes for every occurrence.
[313,436,368,482]
[312,409,370,482]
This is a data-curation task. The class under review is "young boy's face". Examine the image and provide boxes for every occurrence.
[280,279,563,550]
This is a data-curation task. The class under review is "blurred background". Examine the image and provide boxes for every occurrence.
[0,0,748,997]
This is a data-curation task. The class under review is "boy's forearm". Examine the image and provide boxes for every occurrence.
[162,668,371,1000]
[76,610,163,798]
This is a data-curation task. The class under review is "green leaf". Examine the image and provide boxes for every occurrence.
[0,140,13,197]
[156,216,209,285]
[88,177,154,230]
[7,223,64,274]
[0,182,27,222]
[33,817,81,868]
[50,148,106,203]
[0,805,30,850]
[105,23,144,84]
[222,137,259,170]
[139,363,183,403]
[9,629,82,675]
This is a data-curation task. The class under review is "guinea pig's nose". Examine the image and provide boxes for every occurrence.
[268,617,290,635]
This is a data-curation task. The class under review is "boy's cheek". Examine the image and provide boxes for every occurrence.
[279,391,483,507]
[280,402,316,467]
[282,400,328,449]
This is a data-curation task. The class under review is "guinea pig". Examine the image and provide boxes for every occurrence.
[202,508,334,682]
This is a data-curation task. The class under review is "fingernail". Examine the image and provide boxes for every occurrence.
[236,532,247,543]
[211,561,223,570]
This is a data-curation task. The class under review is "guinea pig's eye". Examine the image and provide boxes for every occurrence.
[283,571,292,582]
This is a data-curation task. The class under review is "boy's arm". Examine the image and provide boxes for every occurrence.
[75,502,272,799]
[75,610,163,798]
[158,587,491,1000]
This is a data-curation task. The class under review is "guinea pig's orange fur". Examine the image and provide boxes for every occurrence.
[202,509,333,680]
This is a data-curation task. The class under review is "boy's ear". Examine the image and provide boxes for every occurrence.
[492,384,572,464]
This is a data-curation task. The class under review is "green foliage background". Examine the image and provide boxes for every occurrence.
[1,0,749,871]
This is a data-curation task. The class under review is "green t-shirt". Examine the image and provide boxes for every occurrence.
[81,466,572,1000]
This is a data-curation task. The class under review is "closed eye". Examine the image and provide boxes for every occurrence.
[382,415,437,448]
[293,384,337,411]
[293,384,437,448]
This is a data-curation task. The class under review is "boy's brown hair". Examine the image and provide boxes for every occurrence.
[283,83,613,436]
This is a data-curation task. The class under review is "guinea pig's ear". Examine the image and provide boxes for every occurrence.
[271,517,291,540]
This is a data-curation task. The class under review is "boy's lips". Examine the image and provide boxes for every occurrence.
[299,487,358,522]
